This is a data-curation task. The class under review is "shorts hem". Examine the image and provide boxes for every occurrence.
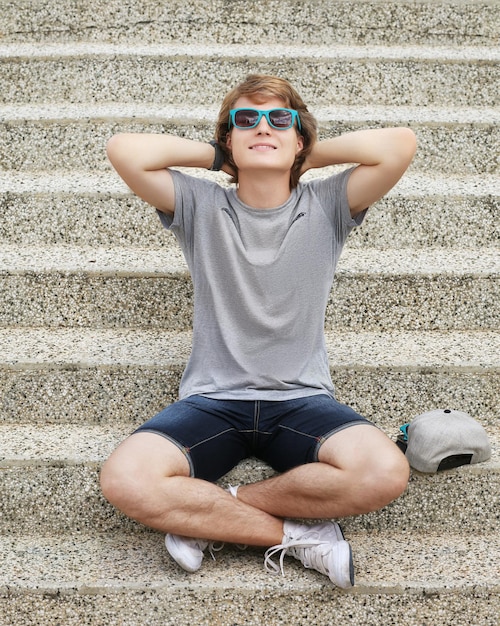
[313,419,378,462]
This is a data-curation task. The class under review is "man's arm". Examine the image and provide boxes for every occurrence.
[106,134,218,214]
[302,128,417,217]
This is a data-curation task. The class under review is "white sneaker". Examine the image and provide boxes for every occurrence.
[264,520,354,589]
[165,534,224,573]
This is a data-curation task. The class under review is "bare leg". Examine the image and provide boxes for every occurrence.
[236,424,410,519]
[100,432,284,546]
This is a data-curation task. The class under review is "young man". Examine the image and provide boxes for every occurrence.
[101,74,416,589]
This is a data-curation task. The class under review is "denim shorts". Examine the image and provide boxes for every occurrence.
[134,394,372,482]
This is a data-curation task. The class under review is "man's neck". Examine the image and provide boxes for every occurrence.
[236,171,293,209]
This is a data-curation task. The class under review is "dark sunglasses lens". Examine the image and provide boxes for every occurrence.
[234,110,259,127]
[269,109,293,128]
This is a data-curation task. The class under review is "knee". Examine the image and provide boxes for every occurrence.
[100,456,148,518]
[100,457,129,509]
[378,450,410,501]
[356,449,410,513]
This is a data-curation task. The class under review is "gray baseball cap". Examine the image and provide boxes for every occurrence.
[405,409,491,473]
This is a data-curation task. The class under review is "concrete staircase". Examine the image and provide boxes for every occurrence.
[0,0,498,624]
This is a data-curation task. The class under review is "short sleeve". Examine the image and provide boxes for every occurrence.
[308,166,367,243]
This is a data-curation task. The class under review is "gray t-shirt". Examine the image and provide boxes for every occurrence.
[158,167,363,401]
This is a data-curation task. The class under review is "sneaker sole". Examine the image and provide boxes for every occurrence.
[335,523,355,588]
[330,539,355,589]
[321,522,355,588]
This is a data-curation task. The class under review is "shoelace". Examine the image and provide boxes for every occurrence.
[207,541,225,560]
[264,538,327,576]
[205,541,247,560]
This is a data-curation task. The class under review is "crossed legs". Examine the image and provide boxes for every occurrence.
[100,423,409,547]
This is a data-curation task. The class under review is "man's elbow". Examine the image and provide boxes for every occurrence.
[384,127,417,178]
[397,127,418,165]
[106,134,128,168]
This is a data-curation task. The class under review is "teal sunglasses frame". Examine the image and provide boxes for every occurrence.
[229,108,302,131]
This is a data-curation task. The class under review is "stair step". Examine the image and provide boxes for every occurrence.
[1,0,498,47]
[1,327,498,428]
[1,104,498,176]
[1,193,498,250]
[0,423,498,535]
[2,170,498,196]
[1,43,497,107]
[3,102,500,123]
[0,530,498,625]
[4,421,498,469]
[0,245,497,331]
[1,179,497,250]
[3,244,498,277]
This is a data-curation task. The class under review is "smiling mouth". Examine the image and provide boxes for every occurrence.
[250,144,276,151]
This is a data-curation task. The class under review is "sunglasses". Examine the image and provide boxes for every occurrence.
[229,108,301,131]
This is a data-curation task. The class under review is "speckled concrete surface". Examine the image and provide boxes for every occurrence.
[0,424,497,535]
[0,327,498,369]
[0,328,498,428]
[2,102,500,124]
[0,421,497,471]
[2,42,499,62]
[0,531,499,591]
[1,0,498,47]
[2,244,499,275]
[0,424,131,465]
[1,363,497,430]
[1,110,498,176]
[0,43,498,107]
[1,169,499,196]
[0,531,498,625]
[1,185,498,249]
[0,246,498,330]
[0,591,498,626]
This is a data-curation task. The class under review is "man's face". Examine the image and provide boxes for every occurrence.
[226,96,304,177]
